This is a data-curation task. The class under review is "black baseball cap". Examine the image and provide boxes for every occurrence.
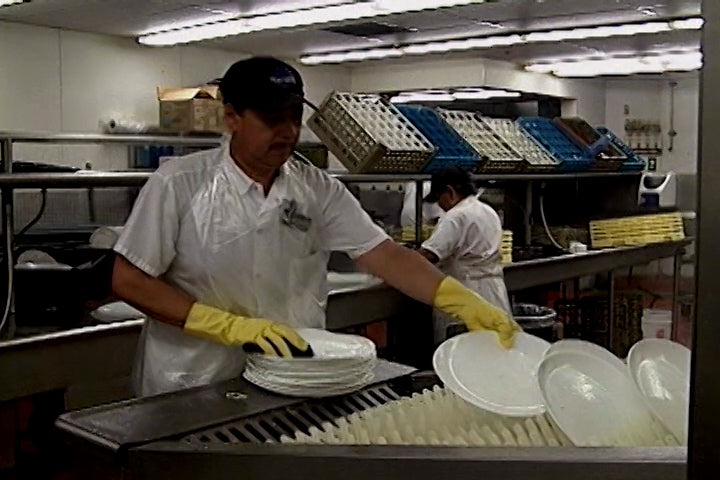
[424,167,475,203]
[219,57,305,113]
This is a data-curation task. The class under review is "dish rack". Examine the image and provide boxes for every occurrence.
[479,117,560,172]
[501,230,513,265]
[279,385,570,446]
[596,127,647,171]
[395,105,481,173]
[307,91,435,173]
[277,384,677,448]
[439,109,524,172]
[553,118,626,171]
[589,212,685,248]
[517,117,594,172]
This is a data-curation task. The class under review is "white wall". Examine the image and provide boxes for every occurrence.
[604,76,699,174]
[0,21,350,170]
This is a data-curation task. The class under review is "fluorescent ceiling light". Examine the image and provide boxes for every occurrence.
[138,0,486,46]
[390,88,521,103]
[525,50,702,77]
[452,89,521,99]
[300,16,703,65]
[0,0,28,6]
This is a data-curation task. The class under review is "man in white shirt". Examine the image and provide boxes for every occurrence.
[419,167,512,344]
[112,57,519,396]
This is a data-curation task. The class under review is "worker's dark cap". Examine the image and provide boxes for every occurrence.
[219,57,305,113]
[424,167,474,203]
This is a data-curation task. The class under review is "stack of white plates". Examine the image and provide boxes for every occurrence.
[243,328,377,398]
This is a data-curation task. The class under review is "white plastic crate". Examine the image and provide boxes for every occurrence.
[439,109,523,171]
[479,117,559,171]
[307,91,435,173]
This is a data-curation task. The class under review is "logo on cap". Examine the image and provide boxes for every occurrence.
[270,66,297,88]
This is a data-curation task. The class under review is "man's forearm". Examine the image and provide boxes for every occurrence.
[356,239,444,305]
[111,255,195,327]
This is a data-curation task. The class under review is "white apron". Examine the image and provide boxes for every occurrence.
[134,159,328,396]
[432,249,511,345]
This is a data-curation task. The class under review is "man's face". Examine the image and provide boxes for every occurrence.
[225,103,303,169]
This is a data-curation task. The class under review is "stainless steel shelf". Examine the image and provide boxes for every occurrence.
[0,169,642,189]
[504,239,691,291]
[0,172,152,188]
[330,171,642,183]
[0,131,222,146]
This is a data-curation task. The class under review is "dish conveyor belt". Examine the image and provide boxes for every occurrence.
[56,360,686,480]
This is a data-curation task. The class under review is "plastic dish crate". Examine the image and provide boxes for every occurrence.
[307,91,435,173]
[439,109,524,172]
[395,105,481,173]
[596,127,646,172]
[553,118,626,171]
[589,212,685,248]
[479,117,560,172]
[517,117,593,171]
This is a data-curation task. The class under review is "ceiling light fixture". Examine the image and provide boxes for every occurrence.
[390,88,521,103]
[300,16,703,65]
[0,0,29,6]
[138,0,486,46]
[525,49,702,77]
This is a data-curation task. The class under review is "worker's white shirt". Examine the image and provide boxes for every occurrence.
[422,196,511,315]
[115,142,389,396]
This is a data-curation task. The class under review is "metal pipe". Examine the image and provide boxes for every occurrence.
[524,181,532,246]
[608,270,615,351]
[671,253,681,342]
[415,179,423,246]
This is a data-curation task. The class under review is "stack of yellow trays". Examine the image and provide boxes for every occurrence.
[501,230,513,265]
[589,212,685,249]
[394,224,436,243]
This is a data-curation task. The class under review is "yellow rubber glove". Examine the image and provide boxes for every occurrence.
[184,303,309,357]
[433,276,521,348]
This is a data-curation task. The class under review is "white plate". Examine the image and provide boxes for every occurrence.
[546,339,626,373]
[243,368,374,398]
[627,339,691,444]
[245,363,374,386]
[245,363,375,382]
[248,329,376,367]
[433,331,550,417]
[90,301,146,323]
[248,354,375,372]
[538,351,667,446]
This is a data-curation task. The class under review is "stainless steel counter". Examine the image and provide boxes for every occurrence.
[0,281,408,401]
[0,239,690,401]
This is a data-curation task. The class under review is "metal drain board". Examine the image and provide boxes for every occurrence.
[183,384,402,445]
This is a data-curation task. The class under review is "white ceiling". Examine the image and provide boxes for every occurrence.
[0,0,702,64]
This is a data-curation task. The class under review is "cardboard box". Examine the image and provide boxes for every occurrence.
[157,85,224,133]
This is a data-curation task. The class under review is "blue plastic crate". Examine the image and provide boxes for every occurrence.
[597,126,646,172]
[517,117,594,171]
[396,105,481,173]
